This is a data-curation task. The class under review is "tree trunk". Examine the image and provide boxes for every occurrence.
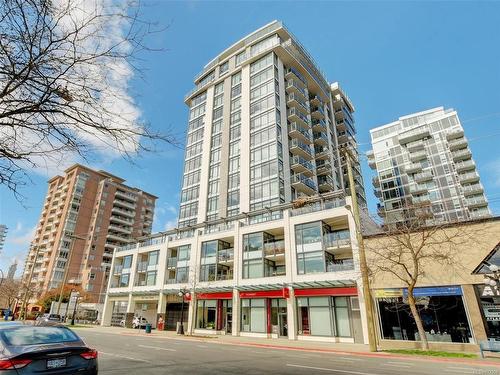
[407,293,429,350]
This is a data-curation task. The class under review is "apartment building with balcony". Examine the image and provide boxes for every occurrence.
[21,164,156,303]
[102,194,370,344]
[367,107,491,224]
[177,20,366,229]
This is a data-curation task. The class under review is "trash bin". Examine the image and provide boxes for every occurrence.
[145,323,152,334]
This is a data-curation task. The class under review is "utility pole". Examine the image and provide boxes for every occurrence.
[21,244,41,320]
[56,234,87,315]
[341,146,378,352]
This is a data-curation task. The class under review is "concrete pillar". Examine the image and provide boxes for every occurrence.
[100,295,113,326]
[187,296,196,334]
[232,288,240,336]
[156,292,166,330]
[286,287,297,340]
[462,284,487,343]
[356,279,370,345]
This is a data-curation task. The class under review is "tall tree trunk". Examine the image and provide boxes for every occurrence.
[407,293,429,350]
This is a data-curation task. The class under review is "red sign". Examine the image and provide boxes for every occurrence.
[294,287,358,297]
[240,288,289,299]
[196,292,233,300]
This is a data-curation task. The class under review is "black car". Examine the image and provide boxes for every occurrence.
[0,323,97,374]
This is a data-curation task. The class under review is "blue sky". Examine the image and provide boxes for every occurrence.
[1,1,499,276]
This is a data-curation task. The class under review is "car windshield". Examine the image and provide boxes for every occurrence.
[0,327,80,346]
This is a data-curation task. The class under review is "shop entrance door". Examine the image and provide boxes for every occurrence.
[279,312,288,337]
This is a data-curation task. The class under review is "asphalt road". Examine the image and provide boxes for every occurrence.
[75,328,500,375]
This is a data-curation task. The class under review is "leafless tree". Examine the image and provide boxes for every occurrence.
[0,0,175,198]
[0,278,21,310]
[366,202,479,350]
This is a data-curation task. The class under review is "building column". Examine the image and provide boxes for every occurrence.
[356,280,370,345]
[157,292,166,330]
[187,295,196,335]
[462,284,487,343]
[125,293,134,328]
[100,295,113,326]
[286,287,297,340]
[232,288,240,336]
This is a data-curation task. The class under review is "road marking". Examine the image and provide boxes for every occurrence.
[100,352,150,363]
[287,364,379,375]
[445,368,475,374]
[138,344,176,352]
[332,357,363,362]
[197,345,208,348]
[382,363,413,368]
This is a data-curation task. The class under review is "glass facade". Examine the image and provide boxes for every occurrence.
[241,298,266,333]
[196,300,217,329]
[165,245,191,284]
[200,240,233,281]
[242,231,285,279]
[297,296,352,337]
[377,295,472,343]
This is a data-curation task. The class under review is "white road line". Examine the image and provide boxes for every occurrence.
[382,363,413,368]
[287,364,379,375]
[138,344,176,352]
[197,345,208,348]
[99,351,150,363]
[332,357,363,362]
[445,368,475,374]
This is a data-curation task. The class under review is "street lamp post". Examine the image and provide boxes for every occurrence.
[71,290,80,326]
[177,288,190,335]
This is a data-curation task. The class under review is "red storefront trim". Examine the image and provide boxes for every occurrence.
[239,289,289,299]
[294,287,358,297]
[196,292,233,300]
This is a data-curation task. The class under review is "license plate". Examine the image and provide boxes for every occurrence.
[47,358,66,369]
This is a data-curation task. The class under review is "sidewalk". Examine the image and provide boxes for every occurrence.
[79,325,500,367]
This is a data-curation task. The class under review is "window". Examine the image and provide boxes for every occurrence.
[212,119,222,134]
[241,299,266,332]
[227,191,239,207]
[119,274,129,287]
[229,157,240,173]
[230,125,241,140]
[219,61,229,75]
[146,271,156,285]
[231,71,241,86]
[214,82,224,95]
[250,110,277,131]
[250,66,275,87]
[208,180,219,196]
[197,300,217,329]
[231,97,241,112]
[297,297,352,337]
[230,110,241,125]
[213,107,223,120]
[250,52,274,74]
[148,251,159,266]
[250,95,277,116]
[250,161,279,181]
[207,197,219,212]
[229,142,240,157]
[235,51,246,66]
[209,164,220,179]
[175,267,189,283]
[228,173,240,190]
[183,170,201,187]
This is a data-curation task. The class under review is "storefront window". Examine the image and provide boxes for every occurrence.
[475,285,500,339]
[297,296,352,337]
[197,300,217,329]
[241,298,266,333]
[377,295,472,343]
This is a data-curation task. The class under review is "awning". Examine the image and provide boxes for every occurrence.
[236,283,285,291]
[290,280,355,289]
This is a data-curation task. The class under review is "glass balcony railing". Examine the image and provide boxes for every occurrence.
[323,232,351,248]
[290,155,314,172]
[167,257,177,268]
[218,248,234,262]
[137,261,148,272]
[264,240,285,257]
[327,259,354,272]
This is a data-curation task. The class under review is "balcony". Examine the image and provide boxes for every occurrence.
[455,160,475,172]
[137,261,148,272]
[327,259,354,272]
[311,119,327,132]
[111,206,135,218]
[287,93,309,114]
[106,233,130,243]
[290,139,313,159]
[218,248,234,263]
[313,131,328,146]
[286,79,308,99]
[167,257,177,269]
[289,122,312,144]
[314,145,330,160]
[113,265,123,275]
[113,198,136,210]
[285,67,307,86]
[291,174,317,195]
[311,106,325,120]
[398,127,431,144]
[412,194,431,204]
[470,209,491,220]
[466,196,488,208]
[452,148,472,161]
[115,190,137,202]
[316,160,331,175]
[448,138,468,151]
[459,171,480,184]
[290,155,314,176]
[462,183,483,196]
[404,162,422,174]
[409,184,428,194]
[264,240,285,258]
[409,150,427,162]
[108,224,132,235]
[110,215,134,226]
[414,171,433,183]
[406,140,425,152]
[288,107,310,128]
[446,129,464,140]
[372,176,380,188]
[318,175,335,193]
[309,95,322,107]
